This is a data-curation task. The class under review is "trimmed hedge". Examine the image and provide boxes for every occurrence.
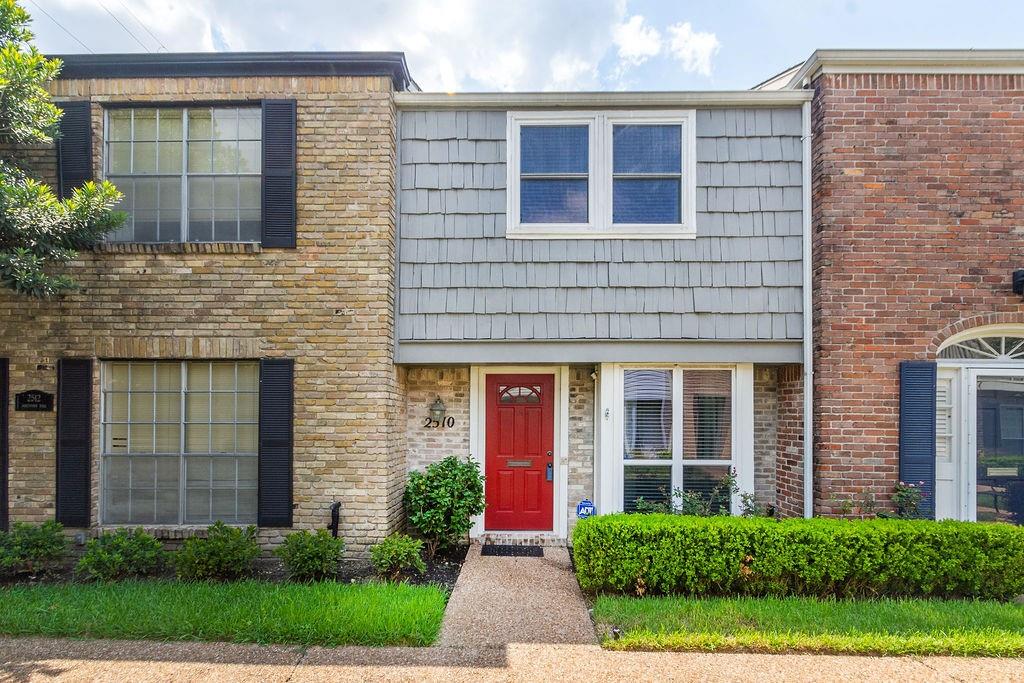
[573,514,1024,600]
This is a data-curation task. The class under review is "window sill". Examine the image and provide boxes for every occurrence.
[92,242,262,255]
[506,227,697,240]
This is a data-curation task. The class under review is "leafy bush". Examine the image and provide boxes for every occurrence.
[405,456,485,557]
[371,534,426,581]
[175,522,260,581]
[573,514,1024,600]
[0,521,67,577]
[75,528,165,581]
[274,530,343,582]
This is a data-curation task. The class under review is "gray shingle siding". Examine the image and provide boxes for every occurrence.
[398,108,803,341]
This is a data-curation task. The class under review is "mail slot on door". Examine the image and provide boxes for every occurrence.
[506,459,532,467]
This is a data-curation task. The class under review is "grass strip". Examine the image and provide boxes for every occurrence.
[0,579,448,647]
[594,595,1024,657]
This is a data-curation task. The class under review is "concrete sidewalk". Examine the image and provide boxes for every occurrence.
[3,637,1024,682]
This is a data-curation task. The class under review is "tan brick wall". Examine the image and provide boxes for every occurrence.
[404,366,471,472]
[811,73,1024,514]
[567,366,595,535]
[0,75,401,556]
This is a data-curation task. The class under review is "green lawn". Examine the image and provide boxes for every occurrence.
[593,595,1024,656]
[0,580,447,647]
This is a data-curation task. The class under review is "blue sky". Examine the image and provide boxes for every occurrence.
[26,0,1024,91]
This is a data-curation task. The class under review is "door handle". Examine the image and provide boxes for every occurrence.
[547,450,553,458]
[546,462,553,481]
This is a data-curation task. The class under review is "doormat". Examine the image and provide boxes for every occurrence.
[481,544,543,557]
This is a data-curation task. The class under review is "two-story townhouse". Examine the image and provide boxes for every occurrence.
[0,52,415,554]
[778,50,1024,523]
[394,90,812,541]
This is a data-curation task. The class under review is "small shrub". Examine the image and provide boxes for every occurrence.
[573,514,1024,600]
[175,522,259,581]
[371,534,426,581]
[0,521,67,577]
[405,456,485,558]
[274,530,343,582]
[76,528,165,581]
[892,481,926,518]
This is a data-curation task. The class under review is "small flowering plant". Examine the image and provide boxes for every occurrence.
[892,480,925,518]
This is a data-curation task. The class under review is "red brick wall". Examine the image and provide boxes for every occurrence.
[775,364,804,517]
[812,73,1024,514]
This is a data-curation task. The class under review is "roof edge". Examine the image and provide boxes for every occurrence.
[787,49,1024,88]
[395,90,813,110]
[52,52,416,91]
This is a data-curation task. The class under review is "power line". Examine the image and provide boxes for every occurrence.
[98,0,151,52]
[27,0,94,53]
[116,0,168,52]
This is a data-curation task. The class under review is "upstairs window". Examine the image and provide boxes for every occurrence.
[105,107,262,243]
[508,110,695,239]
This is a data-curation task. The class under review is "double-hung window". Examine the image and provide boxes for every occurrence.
[105,107,262,243]
[620,367,737,512]
[508,110,695,238]
[100,361,258,525]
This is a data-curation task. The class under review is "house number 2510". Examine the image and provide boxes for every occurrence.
[423,416,456,429]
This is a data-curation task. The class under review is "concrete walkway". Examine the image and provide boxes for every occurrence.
[438,544,596,647]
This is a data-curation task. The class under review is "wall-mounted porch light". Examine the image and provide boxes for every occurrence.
[429,396,447,424]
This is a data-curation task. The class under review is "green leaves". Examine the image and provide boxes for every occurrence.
[574,515,1024,600]
[371,534,426,581]
[0,520,67,577]
[404,456,485,558]
[0,1,126,297]
[274,529,344,582]
[75,528,166,582]
[175,522,260,581]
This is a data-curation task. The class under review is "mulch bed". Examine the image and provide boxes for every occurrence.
[3,544,470,593]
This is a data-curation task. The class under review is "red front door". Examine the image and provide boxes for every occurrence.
[485,374,554,531]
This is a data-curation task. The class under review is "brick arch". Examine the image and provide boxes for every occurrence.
[928,313,1024,356]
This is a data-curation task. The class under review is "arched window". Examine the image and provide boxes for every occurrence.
[938,326,1024,360]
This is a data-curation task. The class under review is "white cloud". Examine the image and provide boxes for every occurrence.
[613,15,661,66]
[32,0,721,90]
[666,21,720,77]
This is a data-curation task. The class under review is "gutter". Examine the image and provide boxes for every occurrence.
[801,99,814,518]
[395,90,813,110]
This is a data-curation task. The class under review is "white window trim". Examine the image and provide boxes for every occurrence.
[506,110,697,240]
[596,362,754,514]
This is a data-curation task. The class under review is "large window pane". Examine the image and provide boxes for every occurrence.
[624,369,672,460]
[520,179,587,224]
[521,125,588,174]
[624,465,671,512]
[106,106,261,243]
[976,376,1024,525]
[613,178,680,224]
[613,124,681,174]
[101,361,258,525]
[682,370,732,460]
[682,465,733,514]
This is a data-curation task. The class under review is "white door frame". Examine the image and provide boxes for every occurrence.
[468,365,570,540]
[964,366,1024,522]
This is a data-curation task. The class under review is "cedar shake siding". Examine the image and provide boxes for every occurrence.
[396,108,804,344]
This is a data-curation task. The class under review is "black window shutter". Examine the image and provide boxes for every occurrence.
[1,359,8,532]
[899,360,937,519]
[56,358,92,527]
[56,101,93,200]
[258,358,294,527]
[261,99,297,248]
